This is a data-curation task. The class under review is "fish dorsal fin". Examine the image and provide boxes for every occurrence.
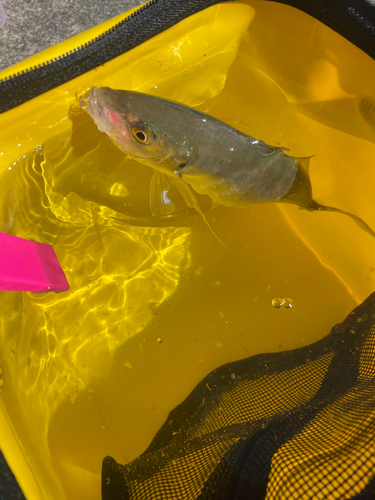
[173,174,228,248]
[150,171,176,216]
[279,156,316,210]
[255,139,290,153]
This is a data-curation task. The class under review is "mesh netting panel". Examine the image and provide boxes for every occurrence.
[102,293,375,499]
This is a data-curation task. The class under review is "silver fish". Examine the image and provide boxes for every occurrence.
[82,86,374,238]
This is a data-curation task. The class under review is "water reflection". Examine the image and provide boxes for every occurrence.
[0,132,192,449]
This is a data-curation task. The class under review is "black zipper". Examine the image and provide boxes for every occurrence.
[0,0,232,113]
[0,0,158,84]
[0,0,375,114]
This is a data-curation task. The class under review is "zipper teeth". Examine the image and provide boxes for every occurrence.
[0,0,157,83]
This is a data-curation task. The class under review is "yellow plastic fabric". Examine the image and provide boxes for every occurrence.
[0,3,143,80]
[0,1,375,500]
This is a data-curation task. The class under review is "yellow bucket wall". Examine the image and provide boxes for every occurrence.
[1,1,375,499]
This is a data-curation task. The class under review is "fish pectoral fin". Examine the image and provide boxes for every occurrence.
[173,175,228,248]
[149,171,176,216]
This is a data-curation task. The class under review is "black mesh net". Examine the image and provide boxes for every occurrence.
[102,292,375,499]
[0,451,25,500]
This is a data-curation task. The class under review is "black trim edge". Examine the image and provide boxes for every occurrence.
[1,0,375,113]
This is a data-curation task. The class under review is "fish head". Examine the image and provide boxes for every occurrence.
[83,87,194,175]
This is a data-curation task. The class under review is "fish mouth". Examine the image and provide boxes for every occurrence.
[81,86,107,123]
[80,87,96,113]
[95,99,104,119]
[87,87,103,119]
[85,87,119,136]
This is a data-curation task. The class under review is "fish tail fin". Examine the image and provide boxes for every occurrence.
[279,155,315,207]
[312,201,375,238]
[173,175,229,249]
[296,156,314,177]
[282,154,375,238]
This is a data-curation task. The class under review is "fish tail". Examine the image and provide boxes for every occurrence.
[296,156,312,177]
[280,155,315,207]
[310,200,375,238]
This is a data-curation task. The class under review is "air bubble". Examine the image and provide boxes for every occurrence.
[0,380,4,391]
[283,298,293,309]
[272,298,283,308]
[157,338,163,343]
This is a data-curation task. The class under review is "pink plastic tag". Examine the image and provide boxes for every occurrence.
[0,233,69,293]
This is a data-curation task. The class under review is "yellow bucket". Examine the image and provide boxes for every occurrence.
[1,0,375,499]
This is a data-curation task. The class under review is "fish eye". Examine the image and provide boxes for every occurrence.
[131,124,154,144]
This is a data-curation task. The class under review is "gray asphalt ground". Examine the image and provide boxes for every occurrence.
[0,0,144,72]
